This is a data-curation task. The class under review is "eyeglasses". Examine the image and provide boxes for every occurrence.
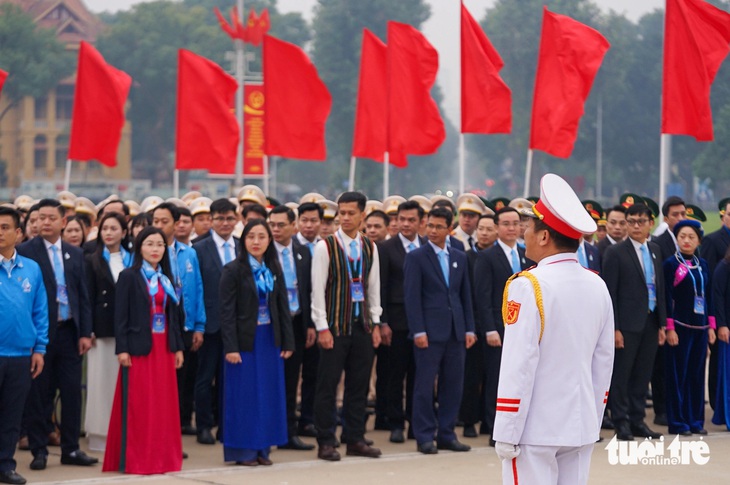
[213,216,237,223]
[426,223,448,231]
[626,218,649,226]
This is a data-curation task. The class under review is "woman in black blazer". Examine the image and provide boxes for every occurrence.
[220,219,294,466]
[103,227,185,475]
[84,213,131,452]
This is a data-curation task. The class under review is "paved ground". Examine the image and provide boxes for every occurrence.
[14,407,730,485]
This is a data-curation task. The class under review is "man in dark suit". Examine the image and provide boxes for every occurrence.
[17,199,97,470]
[404,207,476,455]
[578,236,601,272]
[378,200,426,443]
[597,206,627,258]
[473,207,530,445]
[603,203,667,441]
[269,205,316,451]
[192,198,239,444]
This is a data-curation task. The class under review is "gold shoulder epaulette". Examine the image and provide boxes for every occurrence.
[502,270,545,343]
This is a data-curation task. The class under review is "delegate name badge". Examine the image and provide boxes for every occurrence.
[258,304,271,325]
[350,280,365,303]
[57,284,69,305]
[694,296,705,315]
[152,313,166,333]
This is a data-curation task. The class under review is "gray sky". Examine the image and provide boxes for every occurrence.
[84,0,665,123]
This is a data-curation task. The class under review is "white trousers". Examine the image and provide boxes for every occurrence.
[501,443,594,485]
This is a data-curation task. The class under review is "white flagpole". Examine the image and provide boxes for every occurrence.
[263,155,270,195]
[173,169,180,198]
[64,159,72,191]
[383,151,390,199]
[523,149,534,198]
[659,134,671,212]
[348,156,357,191]
[234,0,245,188]
[458,133,465,195]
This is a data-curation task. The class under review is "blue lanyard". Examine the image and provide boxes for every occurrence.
[336,232,361,280]
[677,255,704,300]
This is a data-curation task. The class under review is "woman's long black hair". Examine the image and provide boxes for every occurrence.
[130,226,173,281]
[94,212,129,255]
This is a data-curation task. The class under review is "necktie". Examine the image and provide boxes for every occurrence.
[407,242,416,253]
[641,244,656,311]
[282,247,300,313]
[468,236,475,251]
[51,246,69,320]
[578,244,588,268]
[349,240,361,317]
[438,250,450,287]
[307,242,316,256]
[223,241,233,264]
[511,248,521,274]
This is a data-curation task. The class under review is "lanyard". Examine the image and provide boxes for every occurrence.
[676,254,704,300]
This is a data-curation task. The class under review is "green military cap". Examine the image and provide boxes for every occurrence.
[685,204,707,222]
[643,197,660,218]
[719,197,730,215]
[619,193,642,209]
[490,197,510,212]
[582,200,604,221]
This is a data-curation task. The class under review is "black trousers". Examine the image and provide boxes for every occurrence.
[709,340,718,410]
[483,340,502,433]
[0,356,32,472]
[178,331,199,427]
[375,344,390,424]
[385,329,415,430]
[27,322,82,457]
[284,315,306,438]
[651,345,666,417]
[299,341,319,428]
[314,323,374,447]
[195,331,222,431]
[460,337,486,426]
[610,316,659,424]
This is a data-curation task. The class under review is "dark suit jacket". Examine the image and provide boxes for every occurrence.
[219,257,295,354]
[114,268,185,356]
[85,251,118,338]
[17,236,92,342]
[193,234,240,334]
[448,236,465,252]
[701,227,730,276]
[602,238,667,333]
[654,230,678,263]
[597,236,616,259]
[583,241,601,273]
[403,242,475,342]
[379,235,427,332]
[473,243,529,336]
[289,242,313,338]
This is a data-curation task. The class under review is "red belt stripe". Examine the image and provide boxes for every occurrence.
[497,398,521,404]
[496,406,519,413]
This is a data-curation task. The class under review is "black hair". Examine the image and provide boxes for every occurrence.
[74,213,92,229]
[269,204,296,223]
[153,202,180,222]
[97,200,130,219]
[131,226,173,279]
[129,212,152,235]
[242,203,267,220]
[366,210,390,224]
[429,207,453,227]
[0,206,21,229]
[338,192,367,212]
[177,207,192,219]
[479,214,495,222]
[28,203,41,215]
[95,213,129,255]
[432,199,456,215]
[606,205,627,219]
[397,200,425,219]
[298,202,324,220]
[495,207,519,224]
[238,219,282,276]
[661,196,685,217]
[625,203,653,220]
[533,219,581,252]
[37,198,64,217]
[210,198,237,216]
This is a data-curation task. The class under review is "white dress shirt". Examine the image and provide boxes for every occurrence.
[108,252,124,283]
[399,232,420,252]
[211,231,235,266]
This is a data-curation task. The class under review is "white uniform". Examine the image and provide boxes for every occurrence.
[451,226,475,247]
[493,253,614,485]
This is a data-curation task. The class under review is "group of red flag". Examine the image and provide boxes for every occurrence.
[213,7,271,47]
[4,0,728,173]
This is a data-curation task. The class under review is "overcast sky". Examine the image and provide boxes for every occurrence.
[83,0,665,123]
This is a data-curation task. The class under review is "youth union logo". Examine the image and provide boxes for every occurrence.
[605,435,710,466]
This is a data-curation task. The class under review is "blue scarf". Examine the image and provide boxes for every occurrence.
[140,260,179,304]
[103,246,132,268]
[248,254,274,298]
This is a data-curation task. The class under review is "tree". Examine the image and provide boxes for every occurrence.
[0,4,73,122]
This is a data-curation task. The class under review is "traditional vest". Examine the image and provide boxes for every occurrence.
[323,234,374,336]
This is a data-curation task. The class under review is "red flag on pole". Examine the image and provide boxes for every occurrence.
[387,21,445,166]
[264,35,331,161]
[662,0,730,141]
[529,7,610,158]
[0,69,7,97]
[460,2,511,134]
[67,42,131,167]
[175,49,239,173]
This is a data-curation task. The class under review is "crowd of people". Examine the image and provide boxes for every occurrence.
[0,183,729,485]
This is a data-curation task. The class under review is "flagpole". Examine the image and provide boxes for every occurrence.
[659,134,671,211]
[383,151,390,199]
[234,0,245,188]
[173,169,180,198]
[458,133,465,194]
[270,156,277,199]
[348,156,357,191]
[64,159,72,191]
[596,94,603,200]
[523,149,533,197]
[263,155,270,195]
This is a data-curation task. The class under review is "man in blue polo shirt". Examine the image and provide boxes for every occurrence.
[0,207,48,484]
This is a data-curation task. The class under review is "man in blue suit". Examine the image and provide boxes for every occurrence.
[404,207,477,455]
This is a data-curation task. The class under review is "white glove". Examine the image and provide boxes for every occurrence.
[495,441,521,461]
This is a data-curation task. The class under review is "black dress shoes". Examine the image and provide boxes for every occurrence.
[630,422,662,439]
[298,423,318,437]
[691,428,708,435]
[437,439,471,452]
[390,428,405,443]
[279,436,315,450]
[197,428,216,445]
[463,425,478,438]
[653,413,668,426]
[29,455,46,471]
[615,421,634,441]
[340,436,373,446]
[0,470,26,485]
[677,430,692,436]
[407,427,415,440]
[417,442,438,454]
[318,445,341,461]
[346,441,382,458]
[181,424,197,436]
[601,415,615,430]
[60,450,98,466]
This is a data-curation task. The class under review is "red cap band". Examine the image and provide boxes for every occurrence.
[534,200,582,239]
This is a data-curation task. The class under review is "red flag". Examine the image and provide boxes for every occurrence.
[68,41,132,167]
[529,7,610,158]
[460,2,511,134]
[263,35,331,161]
[387,22,445,166]
[175,50,239,173]
[0,69,7,97]
[662,0,730,141]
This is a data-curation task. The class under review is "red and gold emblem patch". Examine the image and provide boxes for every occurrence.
[505,300,521,325]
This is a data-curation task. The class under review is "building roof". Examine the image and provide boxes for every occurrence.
[1,0,103,45]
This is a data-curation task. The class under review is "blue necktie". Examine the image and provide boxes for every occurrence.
[511,248,521,274]
[578,244,588,268]
[641,244,656,311]
[349,240,361,317]
[307,242,315,256]
[51,246,69,320]
[438,250,449,287]
[282,247,300,313]
[407,242,416,253]
[223,241,233,264]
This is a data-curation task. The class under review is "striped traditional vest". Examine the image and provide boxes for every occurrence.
[323,233,374,336]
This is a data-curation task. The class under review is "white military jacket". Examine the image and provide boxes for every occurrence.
[492,253,614,447]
